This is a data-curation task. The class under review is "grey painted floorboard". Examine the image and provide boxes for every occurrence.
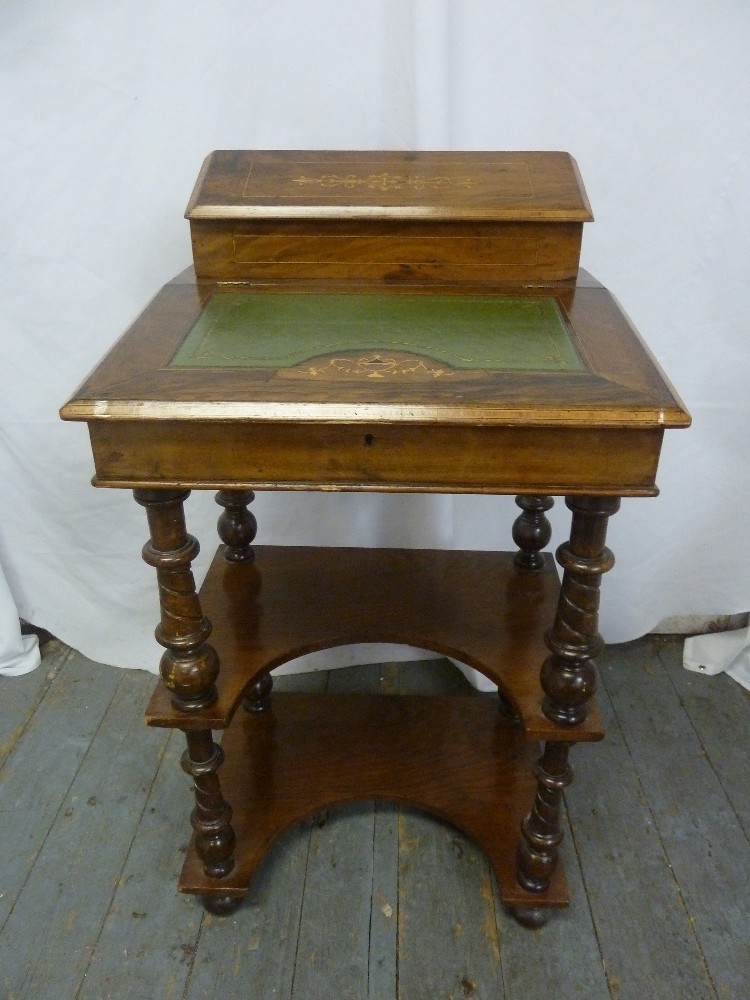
[0,650,122,939]
[319,662,400,999]
[184,667,329,1000]
[1,666,166,1000]
[568,651,714,1000]
[659,638,750,836]
[1,638,747,998]
[368,802,399,999]
[184,824,313,1000]
[0,639,68,770]
[496,815,611,1000]
[76,729,202,1000]
[600,639,750,1000]
[291,804,375,1000]
[396,809,504,1000]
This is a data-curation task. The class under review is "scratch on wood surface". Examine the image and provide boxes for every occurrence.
[480,872,500,963]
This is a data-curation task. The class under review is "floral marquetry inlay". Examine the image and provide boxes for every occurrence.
[287,353,453,380]
[292,172,474,193]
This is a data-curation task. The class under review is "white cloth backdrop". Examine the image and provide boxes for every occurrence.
[1,1,749,677]
[0,560,39,676]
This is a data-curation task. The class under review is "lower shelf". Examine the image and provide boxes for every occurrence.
[179,692,570,911]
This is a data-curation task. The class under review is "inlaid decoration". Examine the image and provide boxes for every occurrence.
[169,293,584,377]
[286,354,452,380]
[292,172,474,193]
[233,154,536,206]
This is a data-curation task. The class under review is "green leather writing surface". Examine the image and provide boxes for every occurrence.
[170,293,582,372]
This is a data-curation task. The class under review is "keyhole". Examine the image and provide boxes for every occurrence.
[363,433,375,447]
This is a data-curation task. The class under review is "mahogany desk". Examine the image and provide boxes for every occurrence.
[61,151,690,927]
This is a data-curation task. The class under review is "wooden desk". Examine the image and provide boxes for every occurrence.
[61,152,690,927]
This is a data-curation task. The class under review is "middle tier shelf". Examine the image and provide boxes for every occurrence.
[145,544,603,742]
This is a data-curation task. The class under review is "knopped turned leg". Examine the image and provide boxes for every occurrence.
[513,495,554,570]
[502,495,555,722]
[134,488,219,712]
[215,490,272,714]
[216,489,257,563]
[181,728,240,915]
[511,495,620,926]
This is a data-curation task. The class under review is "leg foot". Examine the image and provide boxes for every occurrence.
[203,894,243,916]
[507,906,550,929]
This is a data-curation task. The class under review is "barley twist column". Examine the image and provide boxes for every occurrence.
[135,489,237,913]
[512,740,575,926]
[512,495,619,926]
[134,488,219,712]
[181,729,238,914]
[541,495,620,725]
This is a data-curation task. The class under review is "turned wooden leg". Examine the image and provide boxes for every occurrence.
[541,495,620,726]
[513,495,619,913]
[515,740,574,896]
[216,489,257,562]
[134,488,219,712]
[513,495,554,570]
[181,729,236,880]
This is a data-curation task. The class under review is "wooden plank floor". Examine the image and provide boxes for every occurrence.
[1,636,748,999]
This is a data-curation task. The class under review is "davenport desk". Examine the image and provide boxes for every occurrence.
[60,151,690,927]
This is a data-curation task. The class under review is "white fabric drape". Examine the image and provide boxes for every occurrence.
[0,560,39,676]
[2,1,749,676]
[683,628,750,692]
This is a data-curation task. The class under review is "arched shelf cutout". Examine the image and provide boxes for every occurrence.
[179,691,571,913]
[146,544,603,742]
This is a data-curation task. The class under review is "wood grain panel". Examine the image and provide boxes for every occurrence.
[185,150,593,221]
[89,421,664,494]
[177,692,571,912]
[190,219,583,283]
[145,544,604,742]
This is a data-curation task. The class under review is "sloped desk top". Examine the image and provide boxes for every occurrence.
[61,269,689,496]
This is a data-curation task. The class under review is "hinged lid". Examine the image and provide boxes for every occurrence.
[185,150,593,222]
